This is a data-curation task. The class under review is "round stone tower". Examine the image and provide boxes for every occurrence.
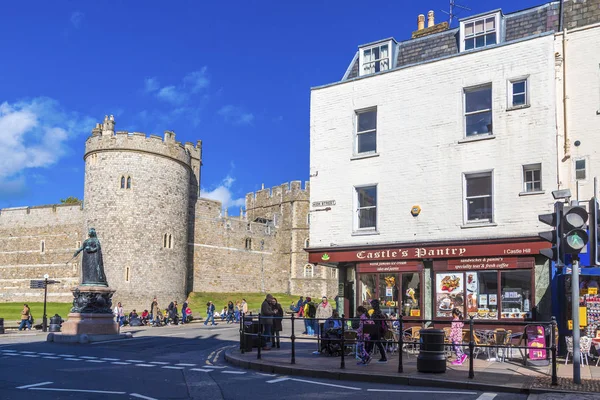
[83,115,201,310]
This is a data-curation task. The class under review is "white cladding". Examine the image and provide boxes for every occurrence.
[309,35,558,248]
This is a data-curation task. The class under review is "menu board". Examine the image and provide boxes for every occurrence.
[436,273,464,317]
[526,325,547,360]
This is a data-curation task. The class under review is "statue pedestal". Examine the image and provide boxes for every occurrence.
[47,285,130,344]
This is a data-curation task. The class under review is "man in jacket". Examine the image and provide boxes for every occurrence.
[18,304,31,331]
[204,301,216,326]
[315,296,333,336]
[260,294,276,350]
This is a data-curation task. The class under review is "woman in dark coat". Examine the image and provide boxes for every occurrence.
[272,297,284,349]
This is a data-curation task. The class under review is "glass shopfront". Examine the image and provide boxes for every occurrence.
[434,257,535,320]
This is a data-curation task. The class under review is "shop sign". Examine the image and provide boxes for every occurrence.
[447,257,520,271]
[312,200,336,207]
[357,260,422,273]
[308,241,547,264]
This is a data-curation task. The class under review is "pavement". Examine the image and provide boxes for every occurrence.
[225,334,600,396]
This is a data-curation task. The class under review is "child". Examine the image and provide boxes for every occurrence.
[450,308,467,365]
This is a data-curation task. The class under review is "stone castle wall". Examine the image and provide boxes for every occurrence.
[0,204,83,302]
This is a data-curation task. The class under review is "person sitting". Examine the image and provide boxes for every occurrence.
[290,296,304,313]
[153,309,164,326]
[141,310,150,325]
[220,306,228,321]
[129,309,139,320]
[323,310,342,331]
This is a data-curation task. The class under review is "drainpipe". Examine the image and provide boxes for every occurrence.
[562,28,570,162]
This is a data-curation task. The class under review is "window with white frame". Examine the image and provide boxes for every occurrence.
[509,78,529,108]
[355,109,377,154]
[523,164,542,192]
[304,264,314,278]
[464,172,493,223]
[575,159,586,180]
[465,85,493,137]
[355,185,377,230]
[360,43,390,76]
[461,13,499,51]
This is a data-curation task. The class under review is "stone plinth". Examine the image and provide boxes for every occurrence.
[61,312,118,335]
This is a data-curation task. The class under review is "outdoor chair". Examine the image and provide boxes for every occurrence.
[580,336,592,366]
[403,326,421,357]
[489,329,512,362]
[343,330,358,358]
[565,336,589,365]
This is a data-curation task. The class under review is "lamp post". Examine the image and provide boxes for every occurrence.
[260,239,265,293]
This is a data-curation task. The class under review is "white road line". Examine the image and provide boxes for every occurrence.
[266,378,290,384]
[111,362,131,365]
[23,355,39,358]
[135,364,156,367]
[290,378,361,391]
[130,393,159,400]
[38,353,55,356]
[30,388,126,394]
[175,363,195,366]
[162,366,184,370]
[126,359,145,363]
[367,389,478,395]
[20,351,36,354]
[90,337,148,345]
[1,349,17,352]
[101,357,120,361]
[86,360,106,363]
[79,356,98,359]
[203,365,227,369]
[42,356,60,359]
[58,354,75,357]
[64,358,82,361]
[257,373,277,377]
[476,394,498,400]
[4,353,19,356]
[150,361,170,365]
[16,382,53,389]
[221,371,246,375]
[190,368,212,372]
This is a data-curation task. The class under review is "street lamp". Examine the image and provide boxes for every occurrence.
[260,239,265,294]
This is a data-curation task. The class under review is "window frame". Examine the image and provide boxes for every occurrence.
[464,84,493,138]
[354,184,378,232]
[508,77,530,109]
[575,158,587,181]
[359,41,392,76]
[126,176,132,189]
[120,176,125,189]
[304,264,314,278]
[460,11,501,52]
[522,163,542,193]
[354,108,378,155]
[463,170,494,224]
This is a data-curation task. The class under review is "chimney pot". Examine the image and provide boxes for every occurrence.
[417,14,425,31]
[427,10,435,28]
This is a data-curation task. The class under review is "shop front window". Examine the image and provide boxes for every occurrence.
[500,270,532,319]
[379,275,399,313]
[466,271,499,320]
[436,273,465,318]
[401,272,421,317]
[360,274,378,308]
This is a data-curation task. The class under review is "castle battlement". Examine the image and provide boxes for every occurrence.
[0,203,83,227]
[245,181,310,208]
[85,115,202,167]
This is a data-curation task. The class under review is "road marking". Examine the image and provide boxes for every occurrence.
[203,365,227,369]
[126,359,145,363]
[64,358,82,361]
[162,366,184,370]
[90,336,148,345]
[38,352,55,356]
[16,382,53,389]
[111,362,131,365]
[257,373,277,377]
[190,368,212,372]
[476,394,497,400]
[150,361,170,365]
[4,353,19,356]
[58,354,75,357]
[101,357,120,361]
[290,378,361,391]
[267,378,290,384]
[86,360,106,363]
[20,351,36,354]
[23,355,39,358]
[367,389,478,395]
[135,364,157,367]
[130,393,159,400]
[30,388,126,394]
[175,363,196,366]
[43,356,60,359]
[221,371,246,375]
[80,356,98,359]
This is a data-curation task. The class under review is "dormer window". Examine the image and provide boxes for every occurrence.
[359,42,391,76]
[460,12,501,52]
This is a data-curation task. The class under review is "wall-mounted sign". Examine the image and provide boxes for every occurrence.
[312,200,336,207]
[447,257,521,271]
[357,260,423,273]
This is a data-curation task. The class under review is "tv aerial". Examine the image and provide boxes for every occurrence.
[441,0,471,27]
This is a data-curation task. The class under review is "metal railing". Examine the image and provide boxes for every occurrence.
[238,313,558,386]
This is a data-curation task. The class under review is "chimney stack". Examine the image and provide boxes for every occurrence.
[417,14,425,30]
[427,10,435,28]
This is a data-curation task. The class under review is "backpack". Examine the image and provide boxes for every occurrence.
[307,303,316,318]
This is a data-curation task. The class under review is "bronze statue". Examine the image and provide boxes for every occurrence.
[74,228,108,286]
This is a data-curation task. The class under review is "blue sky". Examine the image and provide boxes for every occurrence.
[0,0,543,212]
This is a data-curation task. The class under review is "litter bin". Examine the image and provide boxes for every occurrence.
[417,329,446,373]
[0,318,4,334]
[49,314,63,333]
[241,317,261,352]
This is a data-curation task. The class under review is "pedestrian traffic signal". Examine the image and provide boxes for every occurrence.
[561,205,589,254]
[539,202,564,264]
[590,197,599,265]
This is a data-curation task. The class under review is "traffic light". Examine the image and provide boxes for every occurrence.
[539,201,563,264]
[590,197,599,265]
[561,205,589,254]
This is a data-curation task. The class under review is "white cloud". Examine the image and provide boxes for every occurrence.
[144,77,160,93]
[200,175,245,211]
[0,98,93,187]
[183,68,210,93]
[156,86,187,104]
[218,105,254,126]
[70,11,84,29]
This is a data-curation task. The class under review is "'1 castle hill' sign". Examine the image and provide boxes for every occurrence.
[308,241,547,264]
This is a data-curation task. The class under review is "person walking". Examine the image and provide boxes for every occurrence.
[181,297,189,324]
[18,304,32,331]
[150,297,159,322]
[303,297,317,336]
[356,306,373,365]
[450,308,467,365]
[114,302,125,326]
[272,297,284,349]
[241,299,248,316]
[204,301,216,326]
[226,301,235,324]
[260,294,276,350]
[315,296,333,337]
[369,299,388,363]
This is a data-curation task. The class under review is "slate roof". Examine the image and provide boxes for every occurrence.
[343,0,600,82]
